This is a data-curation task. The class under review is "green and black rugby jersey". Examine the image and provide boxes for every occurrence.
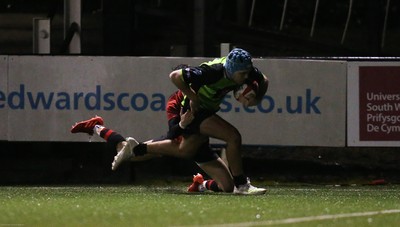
[181,57,237,112]
[181,58,265,112]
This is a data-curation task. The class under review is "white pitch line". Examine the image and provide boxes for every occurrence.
[175,209,400,227]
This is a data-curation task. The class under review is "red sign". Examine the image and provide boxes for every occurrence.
[359,66,400,141]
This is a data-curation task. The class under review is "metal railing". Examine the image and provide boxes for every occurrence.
[247,0,392,48]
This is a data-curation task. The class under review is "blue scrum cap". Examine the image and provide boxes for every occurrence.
[224,48,253,78]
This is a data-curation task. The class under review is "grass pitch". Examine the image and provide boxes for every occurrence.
[1,184,400,227]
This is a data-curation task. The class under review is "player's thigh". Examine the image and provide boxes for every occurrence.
[179,134,208,156]
[199,114,240,141]
[199,158,234,192]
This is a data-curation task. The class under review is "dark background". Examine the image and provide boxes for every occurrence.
[1,0,400,57]
[1,0,399,185]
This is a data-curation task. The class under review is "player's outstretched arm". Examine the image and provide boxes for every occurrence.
[169,70,200,111]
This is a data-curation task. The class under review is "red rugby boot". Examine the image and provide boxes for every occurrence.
[187,173,205,192]
[71,116,104,135]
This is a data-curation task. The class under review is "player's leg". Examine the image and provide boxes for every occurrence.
[187,143,234,193]
[71,116,130,153]
[197,158,234,193]
[113,134,208,170]
[198,114,244,178]
[129,139,162,162]
[71,116,209,170]
[144,133,208,159]
[70,116,140,170]
[198,114,267,195]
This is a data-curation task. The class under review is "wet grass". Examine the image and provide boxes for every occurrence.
[1,184,400,227]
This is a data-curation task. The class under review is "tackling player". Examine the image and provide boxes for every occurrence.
[71,48,269,194]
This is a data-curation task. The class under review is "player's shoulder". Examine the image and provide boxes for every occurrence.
[197,58,225,78]
[181,58,225,83]
[201,57,226,67]
[199,63,223,73]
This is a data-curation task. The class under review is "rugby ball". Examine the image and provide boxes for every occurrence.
[234,81,258,100]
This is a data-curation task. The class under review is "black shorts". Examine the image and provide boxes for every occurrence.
[181,110,218,163]
[183,109,216,135]
[192,141,219,164]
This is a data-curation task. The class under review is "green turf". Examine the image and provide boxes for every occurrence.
[1,184,400,227]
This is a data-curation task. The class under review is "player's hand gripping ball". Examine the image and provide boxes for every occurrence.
[234,80,259,103]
